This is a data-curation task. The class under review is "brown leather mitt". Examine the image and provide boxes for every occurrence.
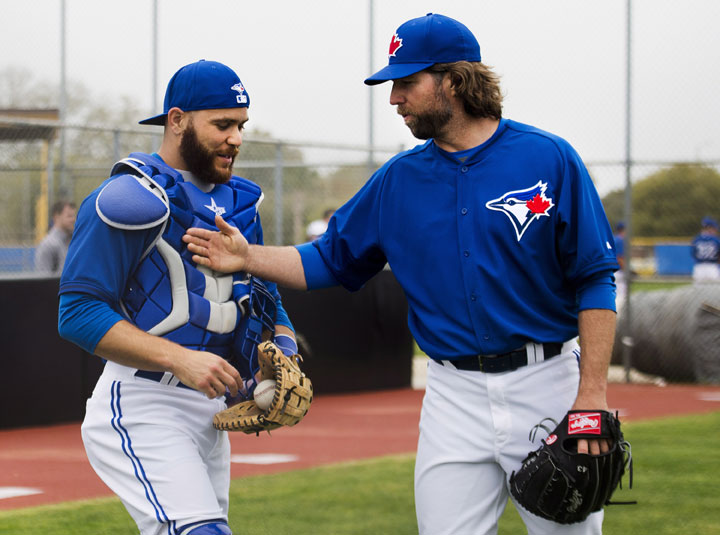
[213,341,313,434]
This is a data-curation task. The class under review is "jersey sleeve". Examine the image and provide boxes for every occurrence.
[691,237,700,260]
[58,292,126,353]
[310,172,388,291]
[554,143,619,287]
[296,242,340,289]
[59,182,162,338]
[576,271,617,312]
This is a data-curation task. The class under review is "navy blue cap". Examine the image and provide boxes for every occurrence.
[365,13,481,85]
[701,216,718,228]
[140,60,250,125]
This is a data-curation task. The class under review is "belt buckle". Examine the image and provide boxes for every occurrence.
[477,353,497,372]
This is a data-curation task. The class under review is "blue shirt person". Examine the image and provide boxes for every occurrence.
[57,60,295,535]
[182,15,619,535]
[691,216,720,282]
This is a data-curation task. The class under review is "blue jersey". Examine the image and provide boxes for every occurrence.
[691,233,720,263]
[298,119,618,359]
[613,234,625,259]
[59,153,291,372]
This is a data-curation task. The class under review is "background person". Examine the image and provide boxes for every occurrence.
[58,60,296,535]
[34,200,76,275]
[305,208,335,241]
[184,14,619,535]
[691,216,720,282]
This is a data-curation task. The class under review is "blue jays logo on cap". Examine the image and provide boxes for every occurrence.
[486,181,555,241]
[231,83,248,105]
[365,13,481,85]
[389,33,403,57]
[140,60,250,125]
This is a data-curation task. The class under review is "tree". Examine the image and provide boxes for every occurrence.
[0,67,155,242]
[0,68,342,248]
[602,164,720,237]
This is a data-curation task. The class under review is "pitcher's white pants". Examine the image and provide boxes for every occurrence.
[415,350,604,535]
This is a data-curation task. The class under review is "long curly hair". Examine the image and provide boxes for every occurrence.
[427,62,504,120]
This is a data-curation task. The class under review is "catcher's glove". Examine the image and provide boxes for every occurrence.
[213,341,313,434]
[509,410,633,525]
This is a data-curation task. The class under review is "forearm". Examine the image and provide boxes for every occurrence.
[573,308,616,410]
[245,244,307,290]
[94,319,189,373]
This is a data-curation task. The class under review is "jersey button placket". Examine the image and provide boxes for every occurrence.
[457,163,484,346]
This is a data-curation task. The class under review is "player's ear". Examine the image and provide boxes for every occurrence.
[443,72,459,98]
[166,107,187,134]
[451,73,466,97]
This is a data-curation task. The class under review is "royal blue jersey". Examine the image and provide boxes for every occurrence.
[613,234,625,259]
[298,118,618,359]
[691,233,720,263]
[59,158,291,354]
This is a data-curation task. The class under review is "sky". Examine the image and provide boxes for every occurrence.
[2,0,720,194]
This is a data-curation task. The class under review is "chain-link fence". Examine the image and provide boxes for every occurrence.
[0,116,400,273]
[2,116,719,384]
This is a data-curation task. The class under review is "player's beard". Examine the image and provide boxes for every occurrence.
[399,83,454,140]
[179,121,236,185]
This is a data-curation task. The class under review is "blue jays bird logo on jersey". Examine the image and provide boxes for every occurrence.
[486,181,554,241]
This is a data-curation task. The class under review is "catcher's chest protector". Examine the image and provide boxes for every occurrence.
[101,153,266,360]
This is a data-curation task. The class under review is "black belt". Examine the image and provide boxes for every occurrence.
[135,370,192,389]
[438,342,564,373]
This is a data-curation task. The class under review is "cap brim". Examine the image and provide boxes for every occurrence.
[364,62,435,85]
[138,113,167,126]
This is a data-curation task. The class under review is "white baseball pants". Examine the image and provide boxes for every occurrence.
[81,367,231,535]
[415,348,604,535]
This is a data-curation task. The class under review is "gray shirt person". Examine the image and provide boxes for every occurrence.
[35,201,76,275]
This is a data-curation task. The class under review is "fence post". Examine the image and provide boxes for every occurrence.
[113,129,121,163]
[274,142,284,245]
[621,0,634,383]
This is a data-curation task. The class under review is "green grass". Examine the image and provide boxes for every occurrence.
[1,412,718,534]
[630,279,691,292]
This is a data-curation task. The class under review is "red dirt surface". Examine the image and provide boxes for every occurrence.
[1,383,719,511]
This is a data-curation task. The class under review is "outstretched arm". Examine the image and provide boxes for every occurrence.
[183,214,308,290]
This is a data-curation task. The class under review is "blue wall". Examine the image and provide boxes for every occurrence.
[0,247,36,272]
[655,244,694,276]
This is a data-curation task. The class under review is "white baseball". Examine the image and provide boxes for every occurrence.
[253,379,276,410]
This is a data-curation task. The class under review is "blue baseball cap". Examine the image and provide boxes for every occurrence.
[364,13,481,86]
[701,216,718,228]
[139,60,250,125]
